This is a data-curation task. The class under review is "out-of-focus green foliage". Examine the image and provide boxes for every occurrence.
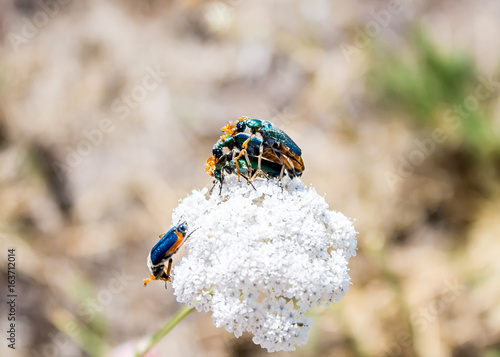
[368,28,499,157]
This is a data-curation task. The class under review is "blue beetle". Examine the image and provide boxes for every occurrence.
[143,221,195,289]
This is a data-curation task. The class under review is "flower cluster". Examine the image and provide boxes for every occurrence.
[171,176,357,352]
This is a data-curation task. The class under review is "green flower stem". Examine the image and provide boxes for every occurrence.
[135,305,195,357]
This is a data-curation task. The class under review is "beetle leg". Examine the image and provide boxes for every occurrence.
[239,170,256,191]
[249,180,256,191]
[232,150,242,181]
[250,143,263,180]
[234,149,246,162]
[234,135,252,161]
[243,150,253,178]
[241,136,251,150]
[220,171,225,195]
[279,163,285,181]
[143,274,155,287]
[163,258,173,289]
[165,258,173,277]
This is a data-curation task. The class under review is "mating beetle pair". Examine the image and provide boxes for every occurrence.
[206,117,305,193]
[144,221,197,289]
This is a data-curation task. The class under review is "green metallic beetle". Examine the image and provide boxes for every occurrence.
[209,117,305,181]
[233,117,304,179]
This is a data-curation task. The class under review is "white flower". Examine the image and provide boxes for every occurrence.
[171,176,357,352]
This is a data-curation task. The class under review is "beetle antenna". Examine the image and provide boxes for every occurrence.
[185,227,201,243]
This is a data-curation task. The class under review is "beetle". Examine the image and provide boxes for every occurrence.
[233,117,305,179]
[143,221,196,289]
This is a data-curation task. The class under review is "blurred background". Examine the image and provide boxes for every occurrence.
[1,0,500,356]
